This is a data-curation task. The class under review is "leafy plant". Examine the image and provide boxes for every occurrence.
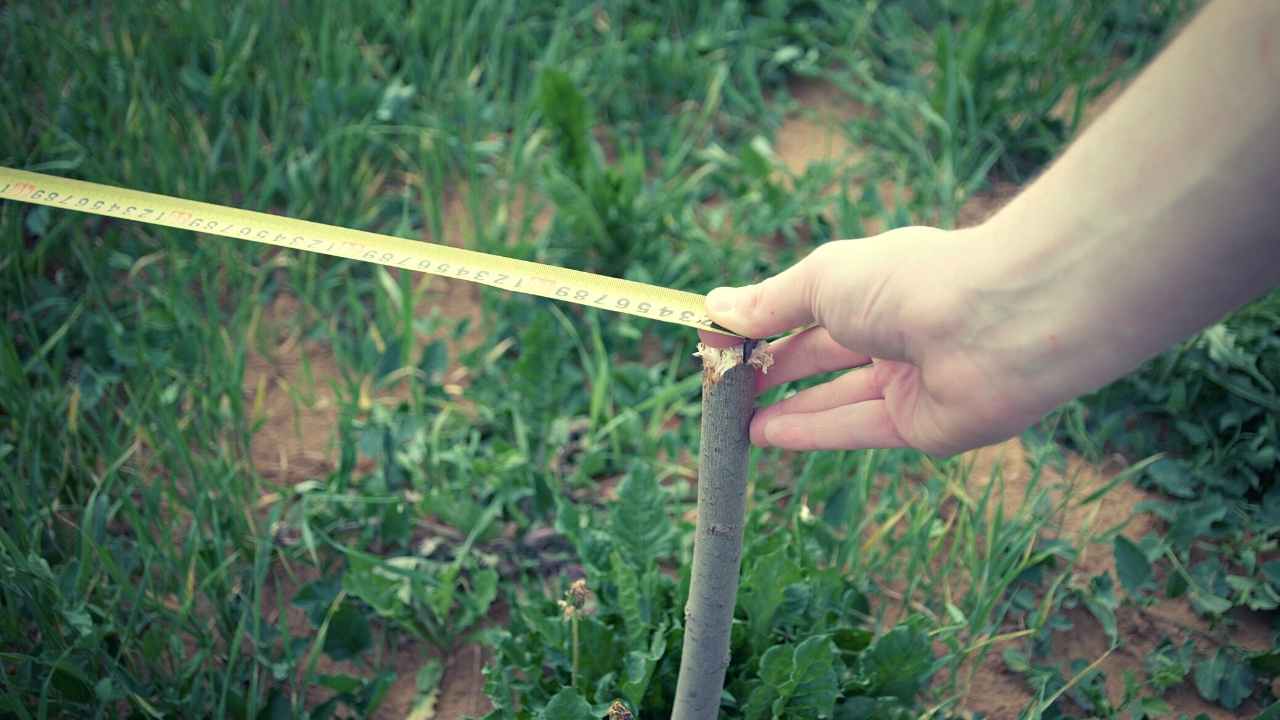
[480,461,936,718]
[1063,292,1280,621]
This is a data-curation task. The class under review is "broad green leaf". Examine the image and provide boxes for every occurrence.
[541,167,608,246]
[536,69,593,180]
[426,562,459,623]
[293,576,343,622]
[417,339,448,383]
[1195,649,1226,702]
[609,465,676,570]
[380,501,413,547]
[1191,591,1233,616]
[317,674,364,693]
[740,548,804,653]
[94,677,121,702]
[1144,459,1198,499]
[1112,536,1152,594]
[376,337,404,380]
[611,551,647,650]
[832,627,873,656]
[1216,652,1256,710]
[408,661,442,720]
[343,553,410,620]
[1146,640,1193,691]
[862,626,934,701]
[619,622,668,708]
[538,688,596,720]
[1262,559,1280,589]
[323,601,372,661]
[362,670,398,716]
[1003,648,1031,673]
[1136,696,1171,718]
[1082,573,1118,643]
[743,636,839,719]
[786,636,841,718]
[461,567,499,625]
[822,484,853,527]
[575,615,623,695]
[1250,650,1280,677]
[742,646,788,719]
[416,659,445,692]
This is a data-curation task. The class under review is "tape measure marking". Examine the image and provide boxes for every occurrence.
[0,167,733,334]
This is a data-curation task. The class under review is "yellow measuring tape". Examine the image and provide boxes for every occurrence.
[0,167,731,334]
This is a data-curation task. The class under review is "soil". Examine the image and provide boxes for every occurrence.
[957,440,1274,719]
[241,187,504,717]
[775,78,908,237]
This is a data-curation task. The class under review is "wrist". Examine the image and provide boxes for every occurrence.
[953,217,1129,417]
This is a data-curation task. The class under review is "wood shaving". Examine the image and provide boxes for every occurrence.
[693,340,773,382]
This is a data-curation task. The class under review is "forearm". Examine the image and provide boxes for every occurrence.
[977,0,1280,402]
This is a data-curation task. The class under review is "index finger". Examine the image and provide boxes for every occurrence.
[703,247,827,339]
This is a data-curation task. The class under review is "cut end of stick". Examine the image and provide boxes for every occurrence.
[693,340,773,383]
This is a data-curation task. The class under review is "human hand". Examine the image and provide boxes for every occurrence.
[701,0,1280,457]
[699,226,1056,456]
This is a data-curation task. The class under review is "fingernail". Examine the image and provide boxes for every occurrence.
[707,287,740,314]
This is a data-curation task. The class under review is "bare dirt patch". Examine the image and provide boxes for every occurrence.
[257,562,494,719]
[772,78,907,237]
[957,439,1274,719]
[774,78,863,178]
[239,181,545,718]
[244,293,344,485]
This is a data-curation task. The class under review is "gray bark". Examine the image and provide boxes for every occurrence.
[672,340,756,720]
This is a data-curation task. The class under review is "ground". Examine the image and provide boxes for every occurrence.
[241,78,1269,719]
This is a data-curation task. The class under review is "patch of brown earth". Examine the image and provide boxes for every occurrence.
[774,78,863,178]
[772,78,908,238]
[244,293,345,485]
[240,182,534,717]
[242,178,546,482]
[957,439,1274,719]
[257,562,495,719]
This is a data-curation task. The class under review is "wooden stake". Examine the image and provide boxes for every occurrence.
[672,340,757,720]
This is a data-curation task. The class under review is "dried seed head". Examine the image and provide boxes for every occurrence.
[558,578,591,619]
[557,599,576,620]
[567,578,589,609]
[607,700,635,720]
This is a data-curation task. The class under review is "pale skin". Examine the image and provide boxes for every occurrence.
[700,0,1280,456]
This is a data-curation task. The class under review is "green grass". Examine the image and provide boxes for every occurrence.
[3,1,1276,718]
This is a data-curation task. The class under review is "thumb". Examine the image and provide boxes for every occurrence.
[705,246,829,340]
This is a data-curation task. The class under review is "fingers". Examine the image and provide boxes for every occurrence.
[697,328,742,349]
[749,362,908,451]
[754,400,908,451]
[704,246,829,339]
[750,367,882,444]
[758,326,870,393]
